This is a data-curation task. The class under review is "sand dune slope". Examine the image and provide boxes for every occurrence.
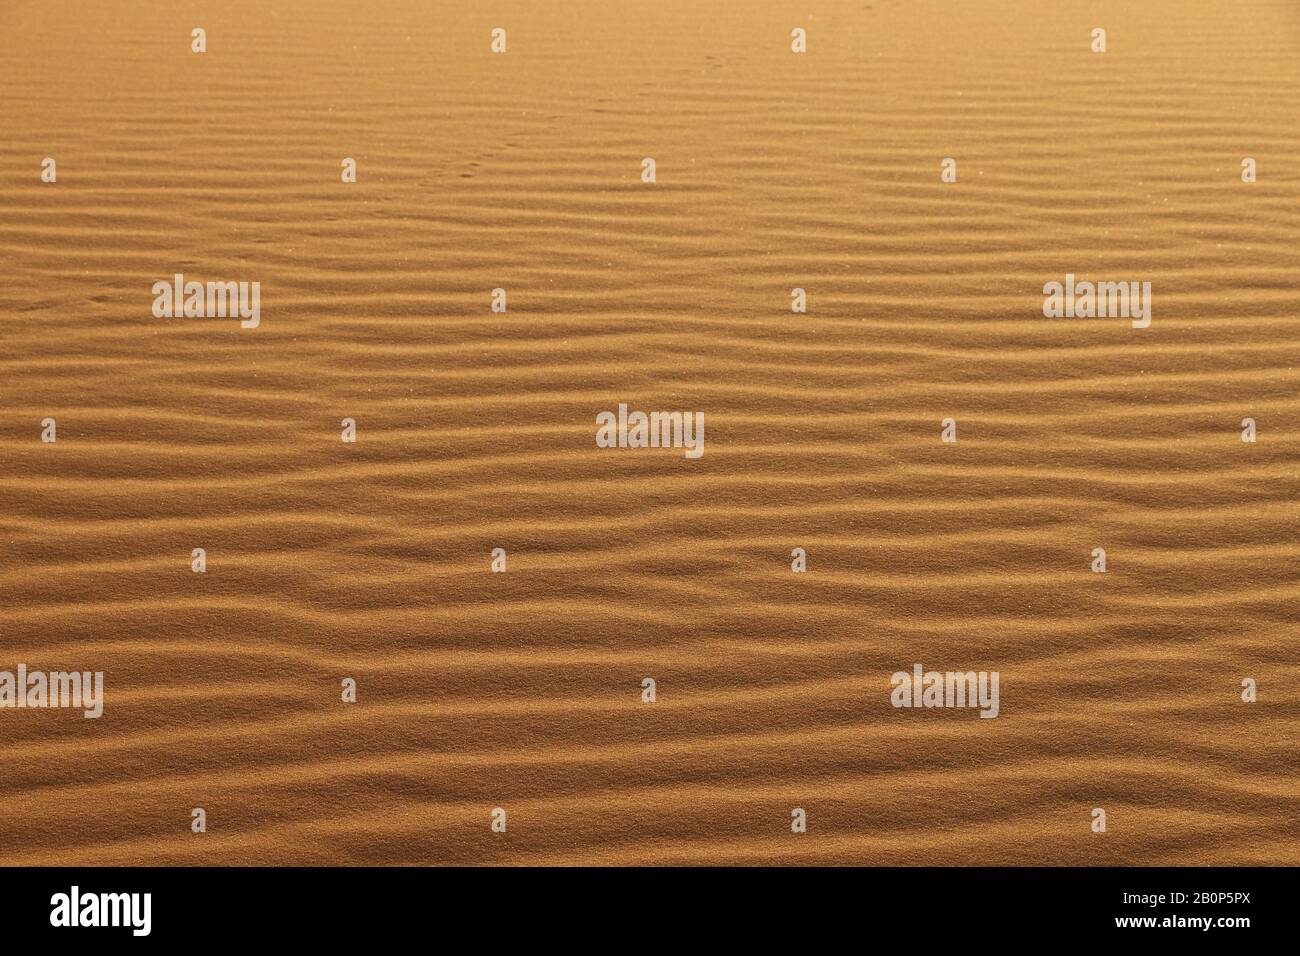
[0,0,1297,865]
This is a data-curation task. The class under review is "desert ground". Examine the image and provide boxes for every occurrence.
[0,0,1296,865]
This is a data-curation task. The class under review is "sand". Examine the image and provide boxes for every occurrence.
[0,0,1297,865]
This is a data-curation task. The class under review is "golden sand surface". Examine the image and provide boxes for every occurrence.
[0,0,1296,864]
